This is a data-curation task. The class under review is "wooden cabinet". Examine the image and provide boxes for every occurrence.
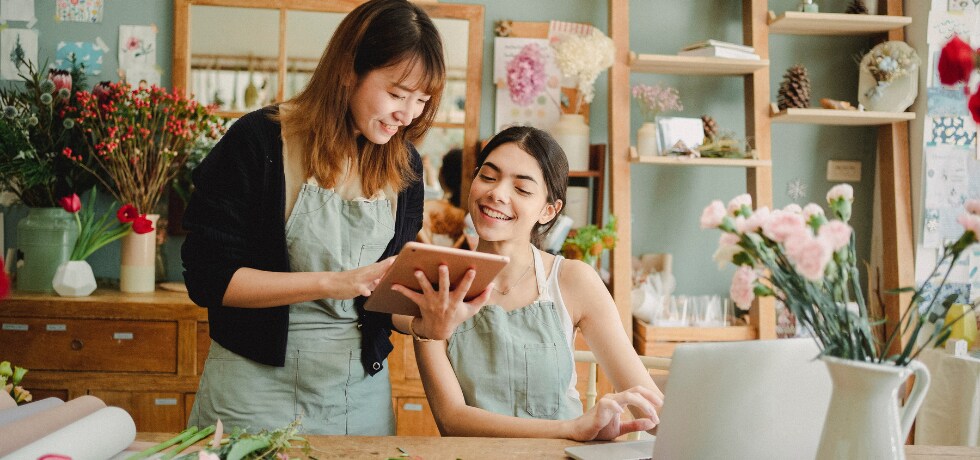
[0,290,206,433]
[388,333,441,436]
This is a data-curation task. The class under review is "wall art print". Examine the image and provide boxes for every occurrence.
[55,40,106,75]
[56,0,103,23]
[0,28,37,80]
[118,25,156,71]
[493,37,562,133]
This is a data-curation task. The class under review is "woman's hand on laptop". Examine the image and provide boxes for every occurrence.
[392,265,493,340]
[569,386,661,441]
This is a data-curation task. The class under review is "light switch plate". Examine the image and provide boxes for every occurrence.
[827,160,861,182]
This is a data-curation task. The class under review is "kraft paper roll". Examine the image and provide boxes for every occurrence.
[0,395,107,456]
[0,397,64,428]
[0,389,16,410]
[6,406,136,460]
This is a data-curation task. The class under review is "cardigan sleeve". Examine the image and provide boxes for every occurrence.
[181,113,272,309]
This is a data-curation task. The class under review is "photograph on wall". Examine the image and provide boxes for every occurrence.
[118,25,157,71]
[0,0,35,23]
[493,37,562,133]
[55,40,106,75]
[56,0,103,23]
[0,28,37,80]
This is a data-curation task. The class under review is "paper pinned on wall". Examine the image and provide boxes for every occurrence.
[55,40,107,75]
[118,25,156,71]
[56,0,103,23]
[123,66,160,87]
[492,37,562,133]
[0,0,35,24]
[927,10,979,45]
[0,28,37,80]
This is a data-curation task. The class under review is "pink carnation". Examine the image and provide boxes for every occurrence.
[762,210,806,243]
[742,206,771,233]
[827,184,854,203]
[727,194,753,216]
[730,266,757,311]
[965,199,980,216]
[713,232,741,269]
[506,43,548,106]
[818,220,852,252]
[783,203,803,214]
[803,203,825,221]
[958,213,980,238]
[700,200,726,229]
[788,235,832,281]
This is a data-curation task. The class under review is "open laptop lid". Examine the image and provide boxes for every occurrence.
[652,338,831,460]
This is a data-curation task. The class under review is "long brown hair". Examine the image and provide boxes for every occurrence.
[279,0,445,195]
[476,126,569,247]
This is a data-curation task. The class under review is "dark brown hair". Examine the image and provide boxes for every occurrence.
[279,0,445,195]
[476,126,569,246]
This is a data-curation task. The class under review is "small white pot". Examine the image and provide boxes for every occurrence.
[52,260,97,297]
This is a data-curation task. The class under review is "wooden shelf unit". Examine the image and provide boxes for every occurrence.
[770,107,916,126]
[633,318,758,357]
[607,0,777,357]
[767,11,911,36]
[629,52,768,76]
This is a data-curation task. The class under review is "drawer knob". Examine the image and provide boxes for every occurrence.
[70,339,84,350]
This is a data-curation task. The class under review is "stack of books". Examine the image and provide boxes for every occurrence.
[678,40,760,60]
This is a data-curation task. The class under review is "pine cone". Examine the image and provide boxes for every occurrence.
[701,115,718,141]
[494,20,513,37]
[845,0,868,14]
[777,65,811,110]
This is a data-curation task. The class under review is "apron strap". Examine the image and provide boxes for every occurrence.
[532,244,548,300]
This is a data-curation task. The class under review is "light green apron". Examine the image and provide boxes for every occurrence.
[446,248,582,420]
[190,181,396,435]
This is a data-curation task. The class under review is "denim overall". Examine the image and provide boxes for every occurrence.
[189,179,396,435]
[446,248,582,420]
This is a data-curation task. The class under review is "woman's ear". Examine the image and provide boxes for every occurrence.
[538,199,563,225]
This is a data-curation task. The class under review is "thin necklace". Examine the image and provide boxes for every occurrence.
[493,259,533,296]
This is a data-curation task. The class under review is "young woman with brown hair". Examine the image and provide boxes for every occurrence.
[181,0,489,435]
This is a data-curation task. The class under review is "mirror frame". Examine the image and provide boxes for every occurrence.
[173,0,484,209]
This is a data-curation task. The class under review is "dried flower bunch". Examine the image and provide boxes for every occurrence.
[701,186,978,366]
[58,188,154,261]
[631,83,682,122]
[0,57,96,206]
[506,43,549,107]
[552,29,614,114]
[938,35,980,121]
[862,41,919,100]
[73,82,225,214]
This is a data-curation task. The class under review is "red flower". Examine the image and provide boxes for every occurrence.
[0,259,9,300]
[47,69,72,92]
[132,215,155,234]
[938,35,976,86]
[969,91,980,123]
[116,204,139,223]
[58,194,81,213]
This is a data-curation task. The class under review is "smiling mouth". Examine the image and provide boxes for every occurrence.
[380,121,399,134]
[480,205,513,221]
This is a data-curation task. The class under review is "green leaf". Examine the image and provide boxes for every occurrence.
[226,438,271,460]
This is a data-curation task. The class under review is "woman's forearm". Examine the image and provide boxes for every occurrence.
[221,267,332,308]
[434,404,577,439]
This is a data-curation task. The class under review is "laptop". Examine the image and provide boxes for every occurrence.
[565,338,832,460]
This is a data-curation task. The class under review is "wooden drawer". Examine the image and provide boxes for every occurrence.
[394,397,440,436]
[0,317,178,373]
[90,390,186,432]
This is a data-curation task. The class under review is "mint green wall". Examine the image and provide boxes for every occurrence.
[4,0,880,296]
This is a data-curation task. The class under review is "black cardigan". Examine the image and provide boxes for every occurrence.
[181,107,423,374]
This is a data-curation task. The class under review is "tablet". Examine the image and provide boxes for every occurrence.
[364,242,510,316]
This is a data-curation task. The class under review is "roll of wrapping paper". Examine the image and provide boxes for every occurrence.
[0,397,64,428]
[6,406,136,460]
[0,389,16,410]
[0,395,107,456]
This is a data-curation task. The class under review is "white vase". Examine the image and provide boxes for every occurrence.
[815,356,931,460]
[636,122,660,157]
[52,260,97,297]
[552,114,590,171]
[120,214,160,293]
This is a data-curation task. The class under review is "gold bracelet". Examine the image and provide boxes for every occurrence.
[409,316,434,342]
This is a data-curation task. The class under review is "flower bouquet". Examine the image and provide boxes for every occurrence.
[1,360,31,405]
[860,41,919,101]
[73,82,225,214]
[0,57,96,207]
[631,83,682,123]
[701,186,978,457]
[552,29,614,115]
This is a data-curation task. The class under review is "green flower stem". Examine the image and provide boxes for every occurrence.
[162,425,216,460]
[126,426,199,460]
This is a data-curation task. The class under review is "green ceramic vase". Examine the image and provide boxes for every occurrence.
[16,207,79,293]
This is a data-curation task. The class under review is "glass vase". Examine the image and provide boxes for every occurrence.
[16,207,78,293]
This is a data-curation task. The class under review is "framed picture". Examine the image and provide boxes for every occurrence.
[656,116,704,154]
